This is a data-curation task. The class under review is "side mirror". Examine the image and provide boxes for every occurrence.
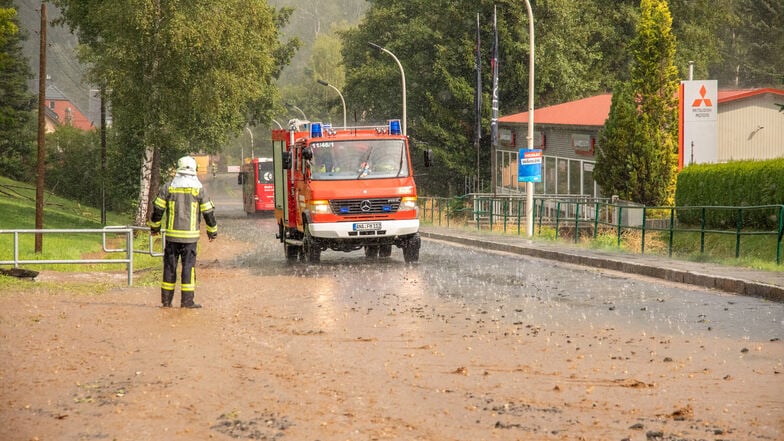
[423,149,434,167]
[302,147,313,161]
[282,151,292,170]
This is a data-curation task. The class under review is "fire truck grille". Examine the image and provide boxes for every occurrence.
[330,198,401,215]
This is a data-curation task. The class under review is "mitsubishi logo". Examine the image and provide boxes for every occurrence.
[360,200,373,212]
[692,85,713,107]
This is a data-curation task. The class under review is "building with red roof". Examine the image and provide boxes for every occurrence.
[497,88,784,197]
[45,83,94,131]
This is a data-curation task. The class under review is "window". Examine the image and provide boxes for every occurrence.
[309,139,409,181]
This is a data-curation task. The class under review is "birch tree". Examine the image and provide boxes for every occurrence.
[53,0,296,224]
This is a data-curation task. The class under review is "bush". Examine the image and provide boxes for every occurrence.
[675,159,784,229]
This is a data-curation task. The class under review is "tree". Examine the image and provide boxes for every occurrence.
[53,0,296,225]
[719,0,784,87]
[0,1,36,181]
[594,0,679,206]
[339,0,634,195]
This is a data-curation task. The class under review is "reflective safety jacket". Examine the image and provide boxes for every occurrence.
[149,179,217,243]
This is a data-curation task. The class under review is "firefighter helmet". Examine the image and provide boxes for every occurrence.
[176,156,197,175]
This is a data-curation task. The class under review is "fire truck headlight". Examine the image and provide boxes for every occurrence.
[399,196,418,211]
[309,200,332,214]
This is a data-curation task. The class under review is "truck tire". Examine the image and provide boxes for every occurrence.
[364,246,379,258]
[402,233,420,263]
[284,243,299,262]
[379,244,392,258]
[281,223,300,262]
[303,229,321,263]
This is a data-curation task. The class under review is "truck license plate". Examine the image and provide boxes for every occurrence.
[353,222,381,231]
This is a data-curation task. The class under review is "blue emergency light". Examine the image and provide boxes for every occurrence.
[311,122,323,138]
[388,119,402,135]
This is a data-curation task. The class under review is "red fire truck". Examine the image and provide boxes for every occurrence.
[273,120,431,262]
[238,157,275,215]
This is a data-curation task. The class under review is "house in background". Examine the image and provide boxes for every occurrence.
[498,88,784,198]
[43,106,60,133]
[44,82,94,131]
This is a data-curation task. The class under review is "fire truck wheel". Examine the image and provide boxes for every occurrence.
[364,246,379,258]
[402,234,421,263]
[303,231,321,263]
[379,244,392,258]
[284,243,299,262]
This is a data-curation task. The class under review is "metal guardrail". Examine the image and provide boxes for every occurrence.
[419,195,784,265]
[0,226,164,286]
[102,225,165,257]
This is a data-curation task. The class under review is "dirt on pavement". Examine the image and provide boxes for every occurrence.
[1,231,782,441]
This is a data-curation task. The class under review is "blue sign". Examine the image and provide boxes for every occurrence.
[518,149,542,182]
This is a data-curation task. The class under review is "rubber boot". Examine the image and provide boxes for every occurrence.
[161,289,174,308]
[180,291,202,309]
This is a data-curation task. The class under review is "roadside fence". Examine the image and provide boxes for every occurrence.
[0,226,163,286]
[419,194,784,265]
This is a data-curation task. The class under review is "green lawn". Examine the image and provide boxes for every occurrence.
[0,176,161,287]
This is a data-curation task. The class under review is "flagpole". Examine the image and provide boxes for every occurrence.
[490,5,499,196]
[475,13,482,192]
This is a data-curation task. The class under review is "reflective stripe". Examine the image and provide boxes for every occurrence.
[161,281,176,290]
[154,196,167,209]
[169,187,200,196]
[167,201,176,231]
[165,230,201,239]
[206,224,218,233]
[200,201,215,211]
[190,202,198,231]
[182,268,196,291]
[147,219,161,228]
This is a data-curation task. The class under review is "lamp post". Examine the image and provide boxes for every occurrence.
[368,42,406,135]
[286,102,307,120]
[524,0,535,238]
[317,79,347,129]
[244,126,254,160]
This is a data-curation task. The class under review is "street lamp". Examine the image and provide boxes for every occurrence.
[524,0,535,238]
[368,42,406,135]
[285,102,307,120]
[244,126,254,159]
[317,79,347,129]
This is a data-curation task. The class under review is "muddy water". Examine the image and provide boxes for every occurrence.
[0,176,781,441]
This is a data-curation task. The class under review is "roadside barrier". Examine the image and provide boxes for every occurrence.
[0,226,164,286]
[420,195,784,265]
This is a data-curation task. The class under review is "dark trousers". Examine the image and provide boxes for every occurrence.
[161,241,198,306]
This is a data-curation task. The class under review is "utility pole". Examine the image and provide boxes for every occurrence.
[100,87,107,225]
[35,2,47,253]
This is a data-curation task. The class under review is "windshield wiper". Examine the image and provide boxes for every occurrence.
[356,146,374,179]
[395,144,405,177]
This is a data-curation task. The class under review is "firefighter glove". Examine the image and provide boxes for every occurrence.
[208,231,217,241]
[146,220,160,235]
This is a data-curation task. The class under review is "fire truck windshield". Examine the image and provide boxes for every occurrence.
[310,139,408,180]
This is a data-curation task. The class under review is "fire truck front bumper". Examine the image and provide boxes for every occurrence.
[308,219,420,239]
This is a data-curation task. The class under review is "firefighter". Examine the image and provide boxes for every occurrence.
[148,156,218,308]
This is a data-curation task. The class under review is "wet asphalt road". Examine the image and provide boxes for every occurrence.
[204,172,784,344]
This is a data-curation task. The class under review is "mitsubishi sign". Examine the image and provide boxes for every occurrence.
[679,80,718,167]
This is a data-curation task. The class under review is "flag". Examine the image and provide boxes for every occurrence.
[490,5,499,147]
[475,13,482,143]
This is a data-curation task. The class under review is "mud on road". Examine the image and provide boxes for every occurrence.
[1,223,782,441]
